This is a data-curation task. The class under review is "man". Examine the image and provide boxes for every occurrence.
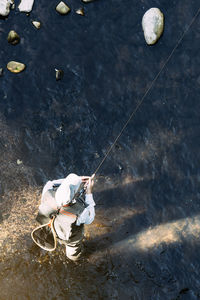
[36,173,95,261]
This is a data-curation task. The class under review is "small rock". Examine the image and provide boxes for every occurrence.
[11,2,15,9]
[56,1,70,15]
[76,8,84,16]
[55,69,64,80]
[18,0,34,12]
[142,8,164,45]
[32,20,41,29]
[17,159,23,165]
[0,0,11,16]
[0,68,3,77]
[7,30,20,45]
[82,0,94,3]
[7,61,26,73]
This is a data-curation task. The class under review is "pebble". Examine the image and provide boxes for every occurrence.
[76,8,84,16]
[56,1,70,15]
[0,68,3,77]
[7,61,26,73]
[55,69,64,80]
[11,1,15,9]
[82,0,94,3]
[7,30,20,45]
[18,0,34,12]
[32,21,41,29]
[0,0,11,16]
[17,159,23,165]
[142,8,164,45]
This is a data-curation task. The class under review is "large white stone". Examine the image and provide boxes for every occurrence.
[0,0,11,16]
[18,0,34,12]
[56,1,70,15]
[7,61,26,73]
[142,8,164,45]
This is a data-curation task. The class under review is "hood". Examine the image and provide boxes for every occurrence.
[55,173,82,207]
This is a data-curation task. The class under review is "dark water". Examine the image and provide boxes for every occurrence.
[0,0,200,299]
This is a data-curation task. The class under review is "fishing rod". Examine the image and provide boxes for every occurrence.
[93,6,200,176]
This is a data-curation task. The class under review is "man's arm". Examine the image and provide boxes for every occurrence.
[76,175,95,226]
[76,193,95,225]
[36,179,64,224]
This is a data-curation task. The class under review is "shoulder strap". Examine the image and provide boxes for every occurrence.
[48,183,87,218]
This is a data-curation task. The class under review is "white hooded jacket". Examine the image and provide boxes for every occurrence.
[40,173,95,226]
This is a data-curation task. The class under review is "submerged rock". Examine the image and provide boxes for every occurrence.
[0,68,3,77]
[76,8,84,16]
[18,0,34,12]
[56,1,70,15]
[11,0,15,9]
[82,0,94,3]
[142,8,164,45]
[7,61,26,73]
[17,159,23,165]
[7,30,20,45]
[55,69,64,80]
[0,0,11,16]
[32,21,41,29]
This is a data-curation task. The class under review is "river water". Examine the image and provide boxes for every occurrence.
[0,0,200,299]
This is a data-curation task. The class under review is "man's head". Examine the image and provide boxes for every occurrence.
[55,173,82,207]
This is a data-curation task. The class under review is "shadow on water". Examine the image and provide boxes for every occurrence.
[1,177,200,299]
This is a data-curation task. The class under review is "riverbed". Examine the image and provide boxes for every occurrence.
[0,0,200,299]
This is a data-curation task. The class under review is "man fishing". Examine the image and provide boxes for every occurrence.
[35,173,95,261]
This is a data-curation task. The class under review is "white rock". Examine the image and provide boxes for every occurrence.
[7,61,26,73]
[32,20,41,29]
[142,8,164,45]
[17,159,23,165]
[56,1,70,15]
[0,0,12,16]
[82,0,94,2]
[18,0,34,12]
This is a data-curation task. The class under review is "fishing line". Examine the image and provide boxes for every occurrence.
[93,7,200,176]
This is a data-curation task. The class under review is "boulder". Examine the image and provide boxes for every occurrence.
[18,0,34,12]
[0,0,11,16]
[7,30,20,45]
[142,8,164,45]
[56,1,70,15]
[7,61,26,73]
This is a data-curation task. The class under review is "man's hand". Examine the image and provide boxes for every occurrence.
[81,174,95,194]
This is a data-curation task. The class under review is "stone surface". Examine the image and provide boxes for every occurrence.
[56,1,70,15]
[7,30,20,45]
[55,69,64,81]
[11,2,15,9]
[76,8,84,16]
[0,0,11,16]
[7,61,26,73]
[17,159,23,165]
[82,0,94,3]
[32,21,41,29]
[18,0,34,12]
[142,8,164,45]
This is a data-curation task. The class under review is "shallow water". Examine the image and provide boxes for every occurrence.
[0,0,200,299]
